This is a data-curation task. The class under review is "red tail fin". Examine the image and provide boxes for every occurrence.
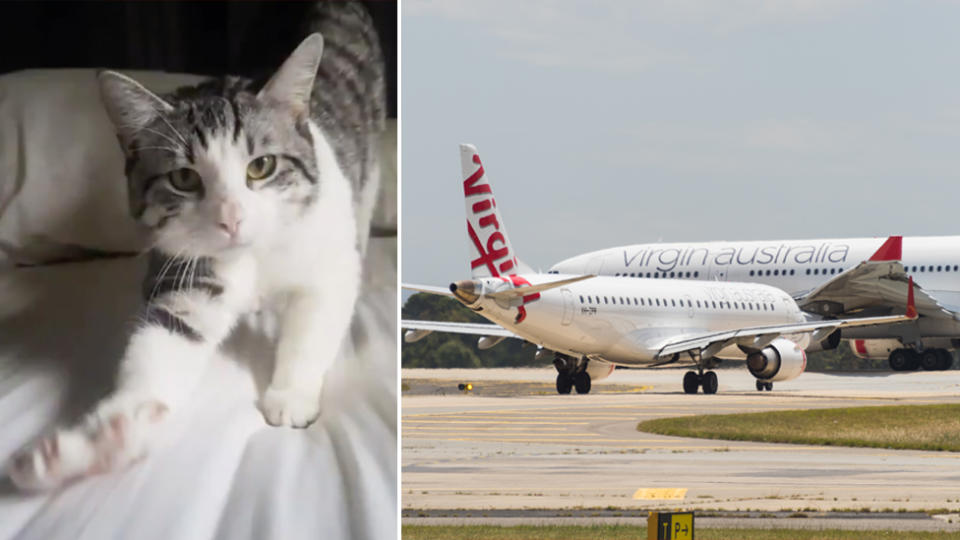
[869,236,902,261]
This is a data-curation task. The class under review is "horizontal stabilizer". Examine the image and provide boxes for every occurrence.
[485,275,595,300]
[402,283,454,296]
[401,319,516,338]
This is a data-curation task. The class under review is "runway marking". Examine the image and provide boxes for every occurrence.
[403,427,573,432]
[633,488,688,500]
[405,413,691,419]
[404,420,590,425]
[402,401,866,418]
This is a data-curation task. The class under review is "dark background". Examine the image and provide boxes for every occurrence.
[0,1,397,118]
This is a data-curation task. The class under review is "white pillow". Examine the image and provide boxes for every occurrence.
[0,69,396,268]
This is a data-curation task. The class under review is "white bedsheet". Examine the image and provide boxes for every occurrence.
[0,238,397,540]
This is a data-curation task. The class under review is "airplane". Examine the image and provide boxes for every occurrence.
[402,144,917,395]
[550,236,960,372]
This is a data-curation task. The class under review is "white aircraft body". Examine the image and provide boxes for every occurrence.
[403,145,916,394]
[551,236,960,371]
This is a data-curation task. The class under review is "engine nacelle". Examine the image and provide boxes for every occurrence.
[746,338,806,382]
[585,361,616,382]
[478,336,507,350]
[805,329,841,353]
[850,339,902,360]
[404,329,432,343]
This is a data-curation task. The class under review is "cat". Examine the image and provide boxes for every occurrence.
[8,2,385,491]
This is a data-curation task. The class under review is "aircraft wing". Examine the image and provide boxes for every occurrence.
[795,236,955,320]
[401,319,517,338]
[657,282,917,360]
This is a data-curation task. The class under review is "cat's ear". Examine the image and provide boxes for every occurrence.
[97,71,174,144]
[258,33,324,116]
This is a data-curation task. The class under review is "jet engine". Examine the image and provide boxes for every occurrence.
[746,338,807,382]
[849,339,902,360]
[585,360,616,382]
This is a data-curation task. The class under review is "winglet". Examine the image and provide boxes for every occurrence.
[869,235,902,261]
[906,276,918,319]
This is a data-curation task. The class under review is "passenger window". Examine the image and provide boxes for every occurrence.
[656,299,660,306]
[604,297,608,304]
[712,301,717,308]
[773,269,779,276]
[579,295,584,303]
[938,266,943,272]
[694,271,699,277]
[921,266,926,272]
[749,270,755,276]
[686,272,691,278]
[806,269,810,275]
[670,272,675,278]
[671,299,676,307]
[813,269,819,275]
[790,269,796,275]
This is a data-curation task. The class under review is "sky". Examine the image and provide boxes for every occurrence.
[402,0,960,289]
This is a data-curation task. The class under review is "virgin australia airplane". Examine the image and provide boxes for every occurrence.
[402,145,917,395]
[551,235,960,372]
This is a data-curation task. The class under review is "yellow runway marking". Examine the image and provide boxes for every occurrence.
[633,488,688,500]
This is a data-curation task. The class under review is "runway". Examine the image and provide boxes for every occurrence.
[402,367,960,519]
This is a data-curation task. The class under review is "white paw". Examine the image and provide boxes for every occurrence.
[260,386,322,428]
[7,401,168,492]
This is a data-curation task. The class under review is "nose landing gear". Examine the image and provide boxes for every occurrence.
[554,354,592,394]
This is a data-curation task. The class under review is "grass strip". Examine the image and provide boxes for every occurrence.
[403,525,960,539]
[637,404,960,452]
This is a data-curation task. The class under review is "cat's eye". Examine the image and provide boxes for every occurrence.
[247,155,277,181]
[168,168,202,192]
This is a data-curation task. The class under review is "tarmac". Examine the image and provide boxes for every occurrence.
[401,367,960,530]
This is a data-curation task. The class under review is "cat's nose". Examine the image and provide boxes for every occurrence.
[218,218,242,237]
[217,202,243,237]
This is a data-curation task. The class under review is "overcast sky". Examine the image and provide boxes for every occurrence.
[402,0,960,288]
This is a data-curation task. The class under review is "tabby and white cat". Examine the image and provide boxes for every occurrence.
[9,3,385,491]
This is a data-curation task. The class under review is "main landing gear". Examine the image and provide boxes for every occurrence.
[755,380,773,392]
[888,348,953,371]
[554,355,591,394]
[682,369,718,394]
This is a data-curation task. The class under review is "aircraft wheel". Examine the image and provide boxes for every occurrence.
[701,371,719,394]
[682,371,700,394]
[764,382,774,391]
[920,350,940,371]
[756,380,764,391]
[936,349,954,370]
[888,349,910,371]
[556,374,573,394]
[574,371,592,394]
[905,350,921,371]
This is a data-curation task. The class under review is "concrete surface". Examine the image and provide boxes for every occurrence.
[402,368,960,519]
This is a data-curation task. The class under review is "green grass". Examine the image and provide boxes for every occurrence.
[402,525,960,539]
[638,404,960,451]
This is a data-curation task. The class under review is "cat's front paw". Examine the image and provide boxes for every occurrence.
[260,385,321,428]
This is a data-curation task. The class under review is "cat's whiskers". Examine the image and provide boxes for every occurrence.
[120,125,184,150]
[131,146,181,155]
[154,109,190,148]
[146,245,189,302]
